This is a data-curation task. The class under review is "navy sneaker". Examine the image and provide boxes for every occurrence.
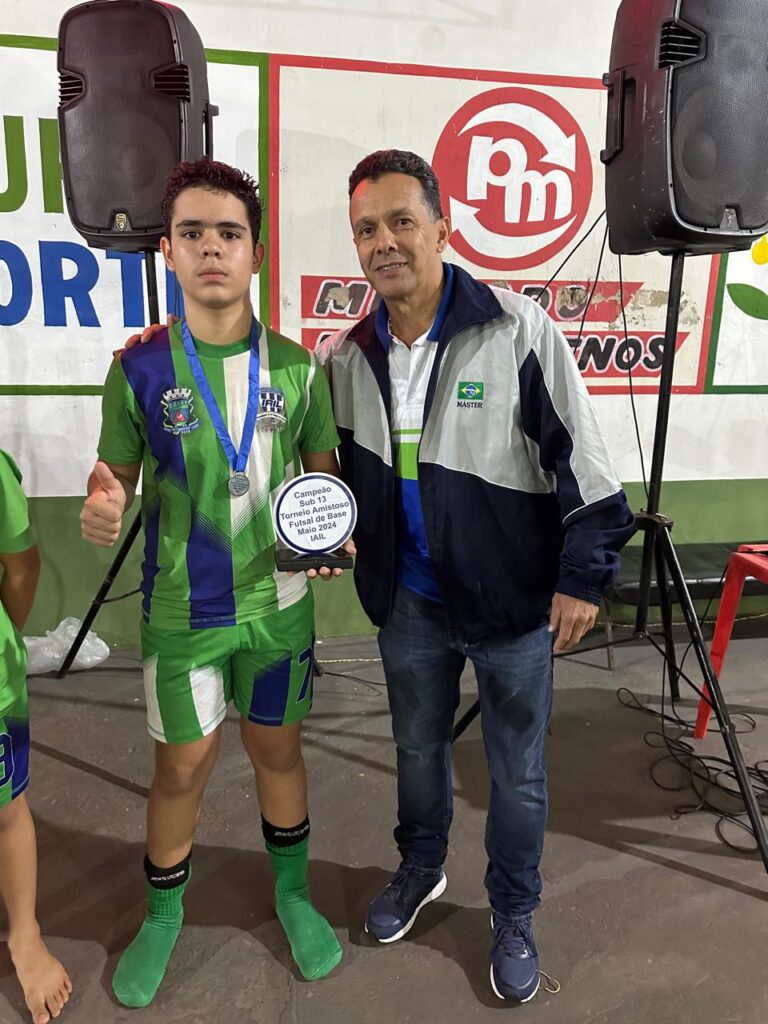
[365,865,447,943]
[490,912,540,1003]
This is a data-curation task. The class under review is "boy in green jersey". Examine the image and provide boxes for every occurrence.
[81,159,347,1007]
[1,449,72,1023]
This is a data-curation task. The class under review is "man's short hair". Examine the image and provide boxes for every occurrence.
[348,150,443,220]
[161,157,262,243]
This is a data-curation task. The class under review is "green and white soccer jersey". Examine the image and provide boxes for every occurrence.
[0,450,35,713]
[98,321,340,630]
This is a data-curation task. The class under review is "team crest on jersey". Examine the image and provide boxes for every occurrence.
[162,387,200,435]
[256,387,287,432]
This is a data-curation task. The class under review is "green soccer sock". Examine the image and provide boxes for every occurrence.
[265,829,342,981]
[112,858,190,1008]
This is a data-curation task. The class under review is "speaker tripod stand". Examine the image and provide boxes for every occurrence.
[630,251,768,869]
[56,251,159,679]
[452,251,768,872]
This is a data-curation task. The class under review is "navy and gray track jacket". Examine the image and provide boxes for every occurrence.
[319,264,635,643]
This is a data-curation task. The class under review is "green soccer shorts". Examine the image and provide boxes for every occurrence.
[140,593,316,744]
[0,685,30,806]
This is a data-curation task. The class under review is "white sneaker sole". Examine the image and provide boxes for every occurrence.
[490,964,540,1003]
[365,873,447,944]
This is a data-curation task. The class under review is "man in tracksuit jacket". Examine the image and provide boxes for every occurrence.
[318,149,635,1004]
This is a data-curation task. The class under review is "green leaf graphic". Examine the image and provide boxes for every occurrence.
[727,283,768,320]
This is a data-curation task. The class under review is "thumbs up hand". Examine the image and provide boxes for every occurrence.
[80,461,127,547]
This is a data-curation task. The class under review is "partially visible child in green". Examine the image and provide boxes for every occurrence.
[0,450,72,1024]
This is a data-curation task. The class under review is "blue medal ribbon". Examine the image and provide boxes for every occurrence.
[180,317,261,486]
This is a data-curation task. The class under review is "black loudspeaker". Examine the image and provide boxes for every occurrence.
[58,0,217,251]
[601,0,768,256]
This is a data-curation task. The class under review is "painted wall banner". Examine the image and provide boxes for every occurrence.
[1,37,765,500]
[297,271,688,382]
[275,55,718,395]
[706,239,768,393]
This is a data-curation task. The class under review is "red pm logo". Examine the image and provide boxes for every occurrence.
[432,87,593,272]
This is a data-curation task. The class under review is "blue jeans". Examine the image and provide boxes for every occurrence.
[377,586,554,917]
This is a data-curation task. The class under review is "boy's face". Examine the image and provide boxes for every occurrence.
[160,186,264,311]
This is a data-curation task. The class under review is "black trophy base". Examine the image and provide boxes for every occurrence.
[275,548,354,573]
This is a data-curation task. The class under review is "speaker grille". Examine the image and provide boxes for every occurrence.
[672,0,768,230]
[59,70,85,104]
[659,20,704,68]
[153,64,192,102]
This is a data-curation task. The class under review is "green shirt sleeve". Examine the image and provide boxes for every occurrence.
[297,353,341,454]
[97,357,145,465]
[0,450,36,554]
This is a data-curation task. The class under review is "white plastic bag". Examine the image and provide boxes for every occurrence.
[25,617,110,675]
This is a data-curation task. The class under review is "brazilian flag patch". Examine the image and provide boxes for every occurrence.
[457,381,485,406]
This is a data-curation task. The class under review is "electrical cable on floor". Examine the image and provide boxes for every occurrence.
[314,656,383,664]
[615,570,767,855]
[320,669,387,695]
[539,970,561,994]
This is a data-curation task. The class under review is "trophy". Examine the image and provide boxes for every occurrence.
[273,472,357,572]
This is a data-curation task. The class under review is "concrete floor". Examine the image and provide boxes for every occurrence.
[1,630,766,1024]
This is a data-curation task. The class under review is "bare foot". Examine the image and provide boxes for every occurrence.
[9,933,72,1024]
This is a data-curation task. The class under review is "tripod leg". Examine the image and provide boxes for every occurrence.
[634,252,686,637]
[603,599,615,671]
[56,512,142,678]
[57,253,158,679]
[451,699,481,742]
[659,529,768,871]
[654,531,679,701]
[635,527,657,635]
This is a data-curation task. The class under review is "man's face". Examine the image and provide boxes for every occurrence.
[160,186,264,310]
[350,173,450,303]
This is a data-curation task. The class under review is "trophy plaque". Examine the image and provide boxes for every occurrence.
[273,472,356,572]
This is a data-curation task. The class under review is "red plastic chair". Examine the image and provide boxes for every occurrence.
[694,544,768,739]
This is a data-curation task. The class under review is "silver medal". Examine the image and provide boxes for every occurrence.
[228,472,250,497]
